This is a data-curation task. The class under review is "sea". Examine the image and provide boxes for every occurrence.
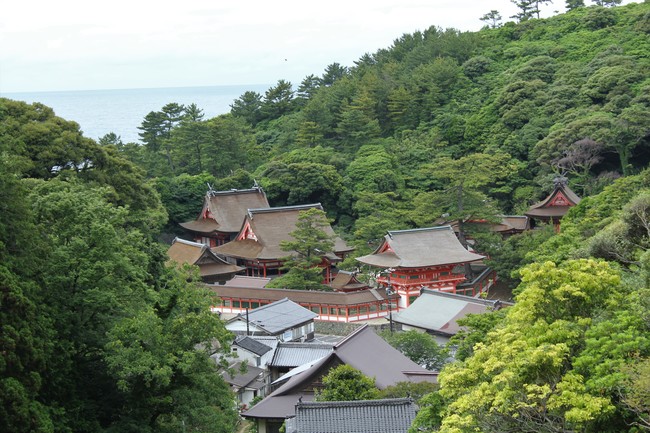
[1,84,271,144]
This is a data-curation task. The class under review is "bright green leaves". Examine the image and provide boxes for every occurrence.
[435,259,622,433]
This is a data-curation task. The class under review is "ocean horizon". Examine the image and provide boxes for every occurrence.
[2,84,271,144]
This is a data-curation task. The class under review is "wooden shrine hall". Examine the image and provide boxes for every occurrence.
[356,226,485,308]
[214,204,354,282]
[179,185,270,247]
[525,176,581,232]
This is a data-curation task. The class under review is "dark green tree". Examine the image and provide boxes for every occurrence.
[592,0,622,6]
[266,208,335,290]
[381,330,448,370]
[565,0,585,10]
[316,365,381,401]
[261,80,295,120]
[230,90,263,126]
[480,10,503,28]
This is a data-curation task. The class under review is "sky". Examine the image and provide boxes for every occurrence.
[0,0,636,93]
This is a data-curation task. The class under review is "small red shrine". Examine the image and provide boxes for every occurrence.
[179,186,269,247]
[525,177,581,232]
[356,226,485,308]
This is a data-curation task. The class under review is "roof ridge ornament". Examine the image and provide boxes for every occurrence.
[553,172,568,188]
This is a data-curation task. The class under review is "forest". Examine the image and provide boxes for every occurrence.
[1,1,649,432]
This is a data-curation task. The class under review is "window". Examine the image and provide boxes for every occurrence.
[223,300,232,307]
[241,301,250,308]
[251,302,259,309]
[233,301,240,308]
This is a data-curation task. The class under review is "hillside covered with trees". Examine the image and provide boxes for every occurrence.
[1,1,649,432]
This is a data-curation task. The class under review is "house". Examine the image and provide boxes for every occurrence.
[209,276,400,322]
[242,325,437,433]
[392,289,508,345]
[226,298,318,342]
[220,361,266,410]
[231,336,276,368]
[213,203,353,281]
[179,186,270,246]
[268,342,333,383]
[525,176,581,232]
[166,237,243,283]
[356,226,486,308]
[285,398,417,433]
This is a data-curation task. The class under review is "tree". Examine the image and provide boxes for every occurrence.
[320,62,348,86]
[565,0,585,10]
[381,330,448,370]
[592,0,622,6]
[316,365,380,401]
[510,0,538,21]
[620,357,650,431]
[261,80,295,120]
[266,208,336,290]
[230,90,263,126]
[435,259,621,433]
[104,267,237,433]
[552,138,604,195]
[412,153,518,277]
[480,10,503,28]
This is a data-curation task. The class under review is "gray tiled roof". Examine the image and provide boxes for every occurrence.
[243,326,437,420]
[229,298,317,335]
[356,225,484,268]
[235,336,274,356]
[392,289,502,335]
[221,361,266,389]
[290,398,416,433]
[270,342,333,368]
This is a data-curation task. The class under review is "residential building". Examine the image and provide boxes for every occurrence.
[242,325,437,433]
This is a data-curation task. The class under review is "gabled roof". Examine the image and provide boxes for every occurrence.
[526,181,581,219]
[355,226,484,269]
[329,270,369,292]
[227,298,317,335]
[287,398,417,433]
[243,325,437,420]
[270,342,334,368]
[392,289,506,336]
[166,238,243,276]
[209,281,395,307]
[221,361,266,390]
[234,336,274,357]
[180,187,269,235]
[213,204,353,260]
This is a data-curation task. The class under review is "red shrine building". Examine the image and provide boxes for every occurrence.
[214,204,354,282]
[356,226,485,308]
[180,186,270,247]
[525,177,581,232]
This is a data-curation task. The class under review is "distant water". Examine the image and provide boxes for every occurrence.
[2,84,270,143]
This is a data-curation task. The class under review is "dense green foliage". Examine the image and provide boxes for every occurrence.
[315,365,381,402]
[2,2,649,432]
[0,100,238,432]
[113,3,648,255]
